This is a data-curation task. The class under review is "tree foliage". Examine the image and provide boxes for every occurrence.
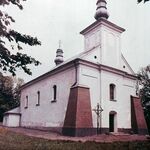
[0,72,24,121]
[138,0,150,3]
[0,0,41,76]
[137,65,150,133]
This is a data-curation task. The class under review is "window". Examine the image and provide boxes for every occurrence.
[110,84,116,101]
[36,91,40,106]
[25,96,28,109]
[52,85,57,102]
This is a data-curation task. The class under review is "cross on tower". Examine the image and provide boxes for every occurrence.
[93,103,103,134]
[59,40,62,49]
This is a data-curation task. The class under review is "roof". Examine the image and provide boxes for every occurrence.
[121,54,135,74]
[20,47,136,90]
[20,50,92,90]
[80,18,125,35]
[4,107,21,115]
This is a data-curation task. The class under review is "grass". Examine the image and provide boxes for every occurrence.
[0,128,150,150]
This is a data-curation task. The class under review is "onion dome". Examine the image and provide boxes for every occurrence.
[94,0,109,20]
[54,48,64,65]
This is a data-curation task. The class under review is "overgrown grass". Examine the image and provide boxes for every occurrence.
[0,128,150,150]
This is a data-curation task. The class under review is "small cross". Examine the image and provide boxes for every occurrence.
[59,40,62,49]
[93,103,103,116]
[93,103,103,134]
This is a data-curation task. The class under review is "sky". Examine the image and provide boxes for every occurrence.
[3,0,150,82]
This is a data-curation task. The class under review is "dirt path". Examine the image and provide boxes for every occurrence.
[1,125,149,143]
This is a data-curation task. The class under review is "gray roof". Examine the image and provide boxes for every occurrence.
[4,107,21,115]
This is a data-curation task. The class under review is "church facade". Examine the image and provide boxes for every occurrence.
[3,0,148,136]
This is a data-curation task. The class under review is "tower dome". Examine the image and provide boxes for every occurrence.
[94,0,109,20]
[54,41,64,65]
[54,48,64,65]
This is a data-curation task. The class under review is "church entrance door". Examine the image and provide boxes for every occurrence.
[109,114,114,132]
[109,111,117,132]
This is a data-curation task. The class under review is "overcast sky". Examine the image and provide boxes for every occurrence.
[4,0,150,82]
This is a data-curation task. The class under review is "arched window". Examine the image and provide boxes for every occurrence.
[36,91,40,106]
[52,85,57,102]
[25,96,28,109]
[110,84,116,100]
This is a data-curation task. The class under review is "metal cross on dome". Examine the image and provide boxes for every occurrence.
[59,40,62,49]
[93,103,103,134]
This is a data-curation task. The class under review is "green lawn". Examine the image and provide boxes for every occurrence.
[0,128,150,150]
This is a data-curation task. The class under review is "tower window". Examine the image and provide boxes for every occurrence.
[25,96,28,109]
[36,91,40,106]
[52,85,57,103]
[109,84,116,101]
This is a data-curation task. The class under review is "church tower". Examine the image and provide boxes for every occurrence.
[80,0,125,69]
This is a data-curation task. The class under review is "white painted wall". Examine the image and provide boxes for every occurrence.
[100,70,136,129]
[81,47,101,64]
[101,25,121,69]
[84,26,101,52]
[3,114,20,127]
[20,68,75,128]
[83,23,122,69]
[78,63,136,130]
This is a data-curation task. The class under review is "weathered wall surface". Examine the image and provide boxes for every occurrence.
[20,68,75,128]
[78,63,136,130]
[3,114,20,127]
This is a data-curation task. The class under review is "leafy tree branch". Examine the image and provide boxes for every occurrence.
[0,0,41,76]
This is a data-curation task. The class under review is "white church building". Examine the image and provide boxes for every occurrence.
[3,0,148,136]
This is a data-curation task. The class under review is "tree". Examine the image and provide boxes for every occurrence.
[138,0,150,3]
[0,0,41,76]
[0,73,24,121]
[137,65,150,134]
[13,77,24,107]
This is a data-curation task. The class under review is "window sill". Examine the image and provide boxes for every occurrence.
[110,99,117,102]
[51,100,57,103]
[36,104,40,106]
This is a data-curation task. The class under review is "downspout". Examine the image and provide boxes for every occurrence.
[72,60,78,87]
[99,65,102,133]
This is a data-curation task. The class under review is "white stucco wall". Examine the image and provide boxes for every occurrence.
[20,67,75,128]
[78,63,136,130]
[3,114,20,127]
[100,71,136,129]
[83,23,122,70]
[101,25,121,69]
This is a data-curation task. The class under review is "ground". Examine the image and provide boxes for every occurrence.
[0,125,150,150]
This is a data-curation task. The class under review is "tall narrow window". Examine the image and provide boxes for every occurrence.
[36,91,40,106]
[52,85,57,102]
[25,96,28,109]
[110,84,116,100]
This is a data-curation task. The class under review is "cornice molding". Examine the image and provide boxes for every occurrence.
[80,18,125,35]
